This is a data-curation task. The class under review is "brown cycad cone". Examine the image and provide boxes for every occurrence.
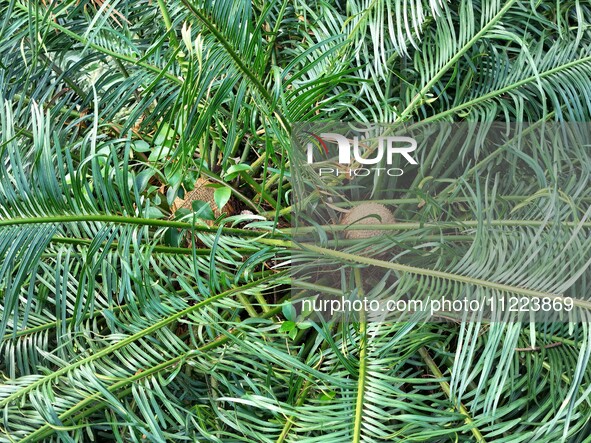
[172,178,234,219]
[340,203,395,239]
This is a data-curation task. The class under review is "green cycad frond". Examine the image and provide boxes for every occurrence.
[432,39,591,122]
[0,98,288,440]
[288,119,591,439]
[3,0,591,442]
[199,319,591,441]
[346,0,445,63]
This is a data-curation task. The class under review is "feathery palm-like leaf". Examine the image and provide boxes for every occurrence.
[2,0,591,442]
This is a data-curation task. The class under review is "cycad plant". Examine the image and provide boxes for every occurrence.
[2,0,591,441]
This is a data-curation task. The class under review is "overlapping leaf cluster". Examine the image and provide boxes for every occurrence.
[2,0,591,441]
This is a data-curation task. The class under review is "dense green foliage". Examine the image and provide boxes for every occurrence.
[2,0,591,441]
